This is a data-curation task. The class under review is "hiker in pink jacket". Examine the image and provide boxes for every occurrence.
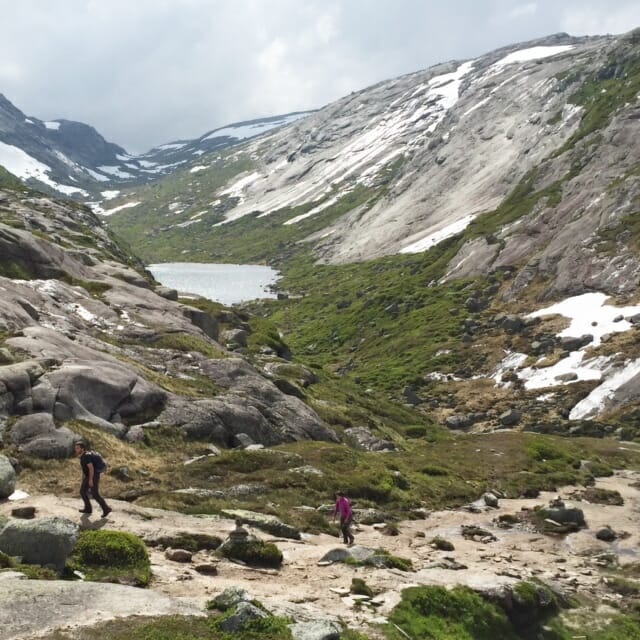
[332,491,355,545]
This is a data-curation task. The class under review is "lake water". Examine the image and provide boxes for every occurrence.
[148,262,281,306]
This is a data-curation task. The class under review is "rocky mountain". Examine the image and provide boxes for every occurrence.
[100,28,640,430]
[107,29,640,296]
[0,188,338,457]
[0,93,312,200]
[1,28,640,639]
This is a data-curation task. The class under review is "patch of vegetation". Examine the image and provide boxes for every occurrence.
[351,577,374,597]
[218,540,283,568]
[61,276,112,298]
[605,576,640,597]
[151,332,227,359]
[430,536,455,551]
[69,529,151,586]
[386,585,517,640]
[555,44,640,155]
[210,608,293,639]
[0,550,58,580]
[579,487,624,505]
[0,261,35,279]
[0,167,26,191]
[42,613,295,640]
[149,532,223,552]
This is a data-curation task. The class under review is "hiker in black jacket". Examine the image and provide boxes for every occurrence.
[74,441,111,518]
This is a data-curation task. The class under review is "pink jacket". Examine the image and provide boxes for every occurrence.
[334,496,352,519]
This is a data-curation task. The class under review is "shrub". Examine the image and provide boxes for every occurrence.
[219,540,283,568]
[70,529,151,586]
[387,585,517,640]
[351,577,374,597]
[430,536,455,551]
[150,532,222,552]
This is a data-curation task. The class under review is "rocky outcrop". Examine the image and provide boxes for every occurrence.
[0,572,205,639]
[159,358,337,446]
[10,413,78,459]
[0,190,334,457]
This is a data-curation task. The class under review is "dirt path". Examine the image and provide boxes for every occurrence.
[1,470,639,636]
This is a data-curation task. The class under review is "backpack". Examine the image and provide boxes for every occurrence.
[90,451,108,474]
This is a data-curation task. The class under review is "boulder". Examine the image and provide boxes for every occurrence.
[0,516,79,572]
[159,361,338,446]
[10,413,78,459]
[345,426,395,451]
[209,587,250,611]
[0,454,16,498]
[46,361,166,432]
[218,602,268,633]
[499,408,521,427]
[290,620,342,640]
[182,306,219,341]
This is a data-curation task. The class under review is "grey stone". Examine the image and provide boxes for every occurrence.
[209,586,250,611]
[290,620,342,640]
[218,602,268,633]
[0,516,79,572]
[164,548,193,562]
[0,454,16,498]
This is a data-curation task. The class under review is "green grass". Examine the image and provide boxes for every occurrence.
[133,432,638,526]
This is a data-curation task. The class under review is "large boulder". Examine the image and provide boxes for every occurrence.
[0,516,79,572]
[159,359,338,446]
[0,455,16,498]
[10,413,78,459]
[46,361,166,432]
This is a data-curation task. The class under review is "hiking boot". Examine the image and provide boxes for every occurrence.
[79,509,92,514]
[101,507,112,518]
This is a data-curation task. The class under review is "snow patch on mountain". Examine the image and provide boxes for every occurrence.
[204,113,312,142]
[495,293,640,418]
[0,141,87,195]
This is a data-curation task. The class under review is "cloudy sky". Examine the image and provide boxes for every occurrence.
[1,1,639,153]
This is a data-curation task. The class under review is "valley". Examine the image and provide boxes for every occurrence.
[0,24,640,640]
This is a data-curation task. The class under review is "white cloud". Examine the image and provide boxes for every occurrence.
[0,1,637,152]
[507,3,539,20]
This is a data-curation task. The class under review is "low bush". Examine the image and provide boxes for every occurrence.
[218,540,283,568]
[70,529,151,586]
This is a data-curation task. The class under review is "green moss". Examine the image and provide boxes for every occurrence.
[218,540,283,568]
[149,532,222,552]
[151,332,226,359]
[70,529,151,586]
[351,577,374,597]
[387,585,518,640]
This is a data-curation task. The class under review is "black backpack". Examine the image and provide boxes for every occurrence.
[90,451,108,473]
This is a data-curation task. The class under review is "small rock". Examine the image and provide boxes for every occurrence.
[10,506,36,519]
[165,548,193,563]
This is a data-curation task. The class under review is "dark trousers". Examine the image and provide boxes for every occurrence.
[340,516,355,544]
[80,473,109,514]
